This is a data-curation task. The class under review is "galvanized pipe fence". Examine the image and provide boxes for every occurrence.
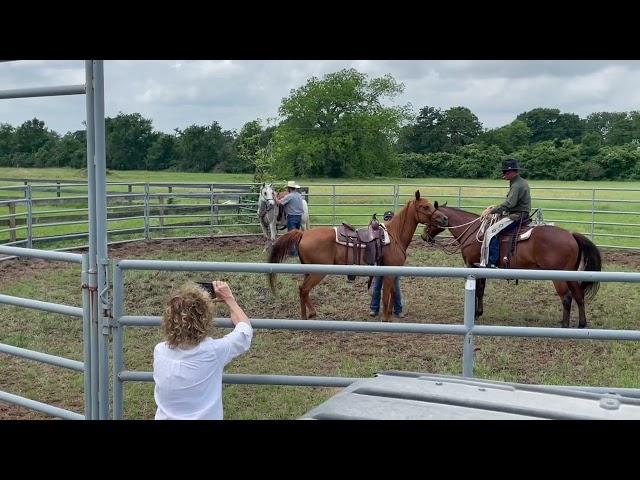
[109,259,640,420]
[0,245,91,420]
[1,182,640,254]
[2,60,640,419]
[0,60,108,419]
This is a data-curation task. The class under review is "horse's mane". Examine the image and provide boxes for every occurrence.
[385,200,410,236]
[440,205,479,217]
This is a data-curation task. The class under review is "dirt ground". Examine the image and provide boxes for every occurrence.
[3,235,639,286]
[1,235,639,419]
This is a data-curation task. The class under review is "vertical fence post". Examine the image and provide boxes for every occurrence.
[93,60,110,420]
[463,276,476,378]
[23,183,28,199]
[167,186,173,205]
[143,183,149,240]
[127,184,132,206]
[158,195,165,230]
[213,193,219,225]
[8,201,16,243]
[457,186,462,207]
[112,263,124,420]
[393,184,399,212]
[26,186,33,249]
[80,253,93,419]
[84,59,99,419]
[591,189,596,241]
[332,185,336,227]
[56,181,61,198]
[210,184,215,227]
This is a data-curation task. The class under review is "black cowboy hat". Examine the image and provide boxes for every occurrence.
[502,159,520,172]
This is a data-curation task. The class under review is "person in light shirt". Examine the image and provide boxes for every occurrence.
[153,280,252,420]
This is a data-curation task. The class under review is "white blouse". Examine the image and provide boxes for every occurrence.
[153,322,253,420]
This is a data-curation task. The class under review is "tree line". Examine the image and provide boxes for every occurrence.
[1,68,639,181]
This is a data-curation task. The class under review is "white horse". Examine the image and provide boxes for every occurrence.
[258,183,309,251]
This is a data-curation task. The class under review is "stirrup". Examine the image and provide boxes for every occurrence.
[473,262,498,269]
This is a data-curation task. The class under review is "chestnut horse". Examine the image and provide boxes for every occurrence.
[422,203,602,328]
[268,191,448,321]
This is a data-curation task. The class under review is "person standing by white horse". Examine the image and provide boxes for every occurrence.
[276,180,309,257]
[277,181,306,231]
[258,181,309,252]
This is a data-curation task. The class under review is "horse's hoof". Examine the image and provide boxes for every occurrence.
[561,323,570,328]
[578,323,587,329]
[308,312,317,319]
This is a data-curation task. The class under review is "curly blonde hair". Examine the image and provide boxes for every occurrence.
[162,282,215,349]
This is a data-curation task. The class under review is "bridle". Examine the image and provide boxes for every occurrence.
[422,213,482,254]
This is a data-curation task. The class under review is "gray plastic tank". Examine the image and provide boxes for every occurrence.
[300,371,640,420]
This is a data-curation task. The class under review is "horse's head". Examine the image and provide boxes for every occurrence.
[412,191,448,229]
[260,183,276,207]
[421,200,448,244]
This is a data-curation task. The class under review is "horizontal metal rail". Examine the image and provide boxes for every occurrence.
[0,391,84,420]
[0,245,82,262]
[118,315,640,341]
[114,260,640,283]
[0,293,83,317]
[0,343,84,372]
[0,84,86,99]
[119,371,358,387]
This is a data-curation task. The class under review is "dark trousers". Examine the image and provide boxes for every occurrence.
[488,218,522,266]
[287,214,302,256]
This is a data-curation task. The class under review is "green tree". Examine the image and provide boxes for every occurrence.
[0,124,15,160]
[555,113,584,142]
[272,68,409,178]
[585,111,628,144]
[455,144,506,178]
[105,112,155,170]
[397,106,448,154]
[516,108,584,143]
[441,106,483,151]
[12,118,59,154]
[145,132,178,170]
[234,120,275,174]
[175,122,236,172]
[594,145,640,179]
[478,120,531,154]
[49,130,86,168]
[580,131,602,160]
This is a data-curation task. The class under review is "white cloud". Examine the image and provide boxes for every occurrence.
[0,60,639,135]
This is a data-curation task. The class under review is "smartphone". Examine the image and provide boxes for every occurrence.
[196,281,216,298]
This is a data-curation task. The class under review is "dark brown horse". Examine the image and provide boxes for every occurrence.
[422,203,602,328]
[269,191,448,321]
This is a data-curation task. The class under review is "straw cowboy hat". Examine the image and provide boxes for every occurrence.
[286,180,301,189]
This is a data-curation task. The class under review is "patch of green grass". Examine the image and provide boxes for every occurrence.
[2,169,640,248]
[1,237,639,419]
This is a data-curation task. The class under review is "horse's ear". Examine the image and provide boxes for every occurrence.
[261,182,265,187]
[443,201,448,207]
[415,190,420,201]
[434,201,439,209]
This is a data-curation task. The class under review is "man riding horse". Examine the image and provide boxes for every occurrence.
[476,159,531,268]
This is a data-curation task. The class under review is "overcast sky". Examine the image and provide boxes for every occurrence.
[1,60,639,135]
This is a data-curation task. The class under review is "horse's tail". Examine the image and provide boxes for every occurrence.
[268,229,304,292]
[303,200,310,230]
[573,232,602,301]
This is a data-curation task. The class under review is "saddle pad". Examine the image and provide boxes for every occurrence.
[334,225,390,248]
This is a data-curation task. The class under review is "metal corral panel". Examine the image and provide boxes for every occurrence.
[300,371,640,420]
